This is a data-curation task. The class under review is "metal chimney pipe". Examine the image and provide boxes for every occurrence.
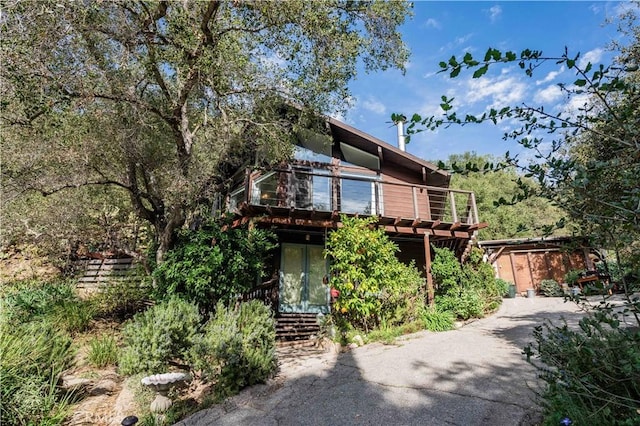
[395,116,406,151]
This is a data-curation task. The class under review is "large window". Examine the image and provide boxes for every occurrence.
[340,174,382,215]
[250,172,278,206]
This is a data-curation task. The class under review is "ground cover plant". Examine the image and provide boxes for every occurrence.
[0,278,78,425]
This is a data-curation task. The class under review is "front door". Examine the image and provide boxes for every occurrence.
[279,244,329,313]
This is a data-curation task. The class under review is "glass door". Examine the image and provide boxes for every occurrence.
[279,244,329,313]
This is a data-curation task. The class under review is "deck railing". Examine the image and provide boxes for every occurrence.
[229,168,480,226]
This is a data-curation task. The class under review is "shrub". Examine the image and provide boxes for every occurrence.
[524,314,640,425]
[431,247,500,320]
[88,334,118,368]
[118,297,201,376]
[564,269,585,286]
[190,300,277,398]
[92,276,152,320]
[51,299,96,334]
[539,279,563,297]
[326,215,426,332]
[0,320,74,425]
[421,307,455,331]
[495,278,511,297]
[153,220,277,314]
[2,278,77,324]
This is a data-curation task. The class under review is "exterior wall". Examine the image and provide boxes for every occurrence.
[491,247,590,294]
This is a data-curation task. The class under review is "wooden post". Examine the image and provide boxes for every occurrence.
[412,187,419,219]
[448,191,458,223]
[424,234,434,306]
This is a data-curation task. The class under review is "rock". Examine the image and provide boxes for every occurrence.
[111,381,138,426]
[90,379,118,396]
[352,335,364,346]
[348,342,359,349]
[61,376,94,394]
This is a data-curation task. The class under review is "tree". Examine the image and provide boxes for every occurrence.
[445,152,566,240]
[398,15,639,282]
[1,0,411,263]
[400,12,640,424]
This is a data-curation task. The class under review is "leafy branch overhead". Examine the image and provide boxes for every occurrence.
[397,14,639,294]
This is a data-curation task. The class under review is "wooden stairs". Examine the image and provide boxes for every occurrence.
[276,313,321,346]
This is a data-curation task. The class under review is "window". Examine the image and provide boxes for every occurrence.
[251,172,278,206]
[340,174,382,215]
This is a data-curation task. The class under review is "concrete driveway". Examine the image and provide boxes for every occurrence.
[177,297,585,426]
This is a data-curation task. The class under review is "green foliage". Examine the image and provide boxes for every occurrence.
[564,269,585,286]
[51,300,96,335]
[92,276,153,320]
[421,307,455,332]
[524,311,640,425]
[2,0,410,263]
[446,153,567,240]
[189,301,277,398]
[1,278,77,324]
[0,320,74,426]
[325,215,425,332]
[365,321,424,344]
[495,278,512,297]
[118,297,201,376]
[88,334,118,368]
[539,279,564,297]
[431,247,501,320]
[153,221,277,314]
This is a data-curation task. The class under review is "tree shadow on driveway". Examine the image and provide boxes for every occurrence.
[177,298,586,426]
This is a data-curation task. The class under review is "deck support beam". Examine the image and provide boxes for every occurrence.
[424,233,434,306]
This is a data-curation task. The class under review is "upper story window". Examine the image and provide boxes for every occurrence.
[293,145,333,164]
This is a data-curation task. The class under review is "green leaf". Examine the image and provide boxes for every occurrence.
[472,64,489,79]
[574,79,587,87]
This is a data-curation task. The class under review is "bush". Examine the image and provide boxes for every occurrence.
[326,215,426,332]
[118,297,201,376]
[2,278,77,324]
[495,278,511,297]
[539,279,563,297]
[88,334,118,368]
[564,269,585,286]
[421,307,455,331]
[0,320,74,425]
[524,314,640,425]
[190,300,277,398]
[92,276,152,320]
[51,299,96,334]
[153,220,277,314]
[431,247,500,320]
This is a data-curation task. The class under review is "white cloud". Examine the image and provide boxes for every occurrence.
[361,96,386,115]
[439,33,474,53]
[589,4,601,15]
[579,48,604,68]
[536,66,565,85]
[534,85,563,104]
[563,92,592,115]
[487,5,502,23]
[465,75,527,110]
[425,18,441,29]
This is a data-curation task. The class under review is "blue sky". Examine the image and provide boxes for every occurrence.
[342,1,637,163]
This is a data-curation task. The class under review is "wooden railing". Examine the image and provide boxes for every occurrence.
[229,168,480,226]
[241,277,279,307]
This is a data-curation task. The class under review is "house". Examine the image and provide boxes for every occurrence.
[479,236,596,295]
[227,117,486,337]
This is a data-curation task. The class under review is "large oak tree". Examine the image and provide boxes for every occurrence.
[1,0,411,262]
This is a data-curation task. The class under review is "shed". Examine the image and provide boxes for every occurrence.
[479,237,595,295]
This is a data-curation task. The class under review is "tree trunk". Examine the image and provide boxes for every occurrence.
[155,205,186,265]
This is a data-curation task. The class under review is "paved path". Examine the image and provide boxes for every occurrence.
[177,297,585,426]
